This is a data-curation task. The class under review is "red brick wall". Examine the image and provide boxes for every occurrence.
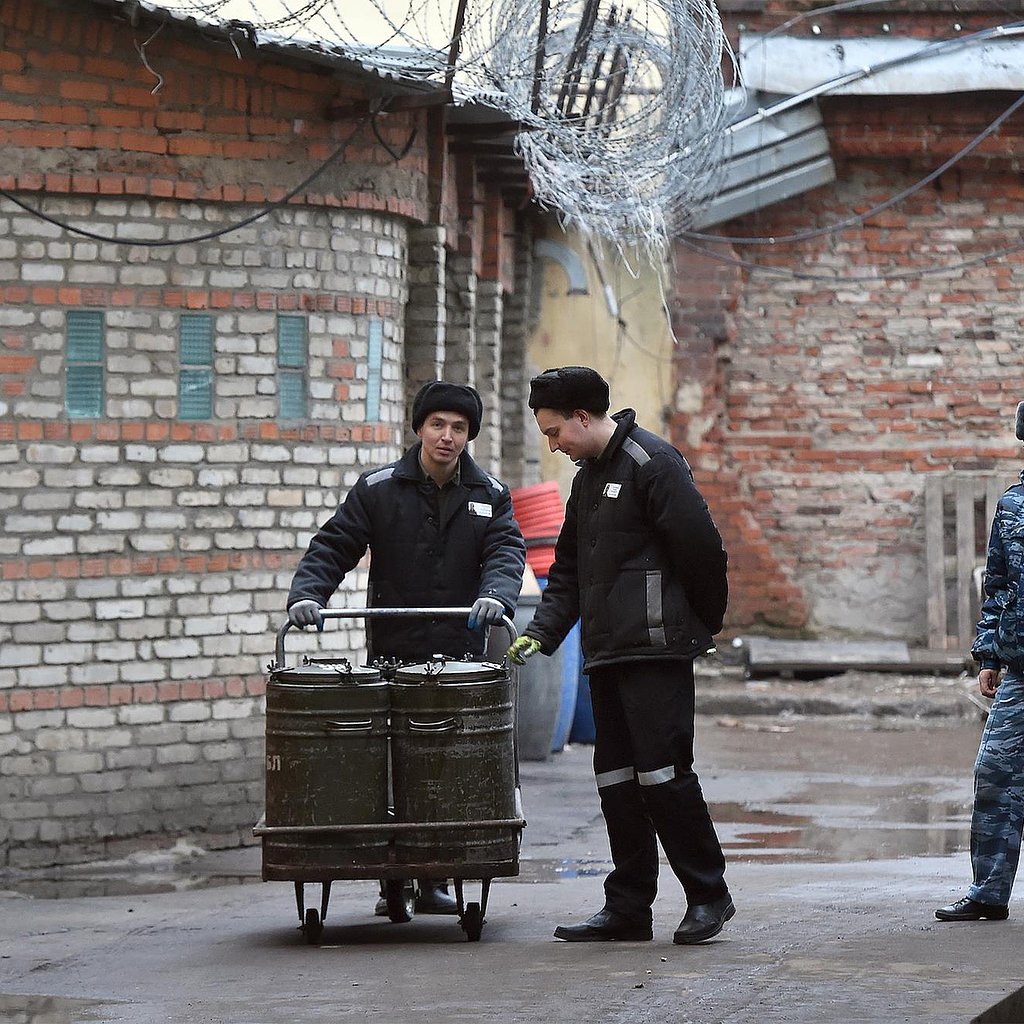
[672,91,1024,638]
[0,0,430,218]
[719,1,1009,37]
[670,244,809,629]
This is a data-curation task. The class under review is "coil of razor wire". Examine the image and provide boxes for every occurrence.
[141,0,738,253]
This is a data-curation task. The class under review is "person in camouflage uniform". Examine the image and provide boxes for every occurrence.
[935,403,1024,923]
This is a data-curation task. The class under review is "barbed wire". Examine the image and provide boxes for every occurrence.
[39,0,1024,280]
[142,0,738,253]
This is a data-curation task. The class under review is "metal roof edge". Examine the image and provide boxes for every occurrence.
[85,0,446,97]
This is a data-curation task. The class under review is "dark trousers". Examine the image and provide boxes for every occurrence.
[588,659,727,920]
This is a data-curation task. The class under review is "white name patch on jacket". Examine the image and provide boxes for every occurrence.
[603,483,622,498]
[468,501,492,518]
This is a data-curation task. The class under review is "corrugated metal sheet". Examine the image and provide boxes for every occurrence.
[691,93,836,230]
[742,30,1024,96]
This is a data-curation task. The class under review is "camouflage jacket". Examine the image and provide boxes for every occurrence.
[973,472,1024,669]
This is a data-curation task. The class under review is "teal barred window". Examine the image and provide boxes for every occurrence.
[366,317,383,421]
[179,314,214,420]
[277,315,307,419]
[66,311,104,418]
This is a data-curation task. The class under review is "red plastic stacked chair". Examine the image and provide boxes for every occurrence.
[511,482,564,580]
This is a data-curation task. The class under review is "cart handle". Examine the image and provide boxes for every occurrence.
[274,607,518,670]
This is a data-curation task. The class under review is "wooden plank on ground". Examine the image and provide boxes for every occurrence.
[742,638,967,676]
[744,637,911,674]
[905,648,971,672]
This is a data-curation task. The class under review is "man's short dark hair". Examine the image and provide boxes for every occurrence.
[528,366,610,416]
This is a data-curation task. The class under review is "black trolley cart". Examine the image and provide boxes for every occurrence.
[253,607,526,943]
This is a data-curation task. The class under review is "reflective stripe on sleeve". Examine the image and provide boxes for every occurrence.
[622,436,651,466]
[637,765,676,786]
[366,467,395,487]
[595,766,635,789]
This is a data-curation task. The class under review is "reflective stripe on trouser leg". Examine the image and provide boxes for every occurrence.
[968,675,1024,906]
[610,660,728,905]
[638,765,676,786]
[637,762,727,904]
[590,680,657,920]
[596,766,635,789]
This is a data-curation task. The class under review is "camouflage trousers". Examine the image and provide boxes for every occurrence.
[968,673,1024,906]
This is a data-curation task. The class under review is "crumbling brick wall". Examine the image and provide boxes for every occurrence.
[672,87,1024,639]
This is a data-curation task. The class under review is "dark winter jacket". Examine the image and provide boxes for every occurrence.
[973,473,1024,670]
[287,444,526,662]
[523,409,728,671]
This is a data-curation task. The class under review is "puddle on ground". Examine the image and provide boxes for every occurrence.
[516,780,971,876]
[712,779,971,862]
[511,857,614,882]
[0,871,260,900]
[0,843,262,900]
[1,776,973,898]
[0,993,113,1024]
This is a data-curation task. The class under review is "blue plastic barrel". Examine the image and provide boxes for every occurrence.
[552,620,581,751]
[569,667,595,744]
[536,578,581,753]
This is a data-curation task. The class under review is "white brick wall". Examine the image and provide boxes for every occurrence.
[1,201,408,867]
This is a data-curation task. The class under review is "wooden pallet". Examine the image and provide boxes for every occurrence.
[742,637,968,677]
[924,474,1009,651]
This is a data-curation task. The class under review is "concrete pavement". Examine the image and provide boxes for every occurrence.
[2,678,1021,1024]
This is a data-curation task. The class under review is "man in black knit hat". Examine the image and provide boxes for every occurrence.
[508,365,733,944]
[288,379,525,915]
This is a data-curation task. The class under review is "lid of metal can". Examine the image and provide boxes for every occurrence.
[271,661,382,684]
[392,656,504,684]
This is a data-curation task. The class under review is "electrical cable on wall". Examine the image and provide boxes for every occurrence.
[739,0,1024,55]
[0,114,371,247]
[6,0,1024,279]
[106,0,742,253]
[675,234,1024,285]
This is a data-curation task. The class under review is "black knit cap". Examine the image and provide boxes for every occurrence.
[1016,401,1024,441]
[411,380,483,440]
[528,366,610,415]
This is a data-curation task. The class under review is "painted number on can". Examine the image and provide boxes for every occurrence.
[266,754,282,772]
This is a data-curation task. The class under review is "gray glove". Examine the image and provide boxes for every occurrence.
[468,597,505,630]
[288,600,323,629]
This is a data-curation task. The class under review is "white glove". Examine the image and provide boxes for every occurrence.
[288,600,323,629]
[468,597,505,630]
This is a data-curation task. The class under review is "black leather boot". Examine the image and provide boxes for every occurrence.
[415,880,458,915]
[673,893,735,944]
[554,907,653,942]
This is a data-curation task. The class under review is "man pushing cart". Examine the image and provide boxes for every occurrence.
[283,381,526,918]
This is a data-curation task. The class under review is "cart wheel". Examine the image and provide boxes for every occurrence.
[385,880,415,924]
[460,901,483,942]
[303,907,323,945]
